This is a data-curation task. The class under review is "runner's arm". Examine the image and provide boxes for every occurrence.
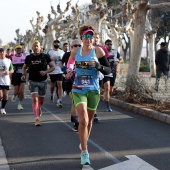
[66,49,77,72]
[46,61,55,74]
[94,46,111,75]
[21,63,27,80]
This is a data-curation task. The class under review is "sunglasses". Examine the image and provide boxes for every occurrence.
[82,34,94,39]
[106,43,112,46]
[72,44,81,47]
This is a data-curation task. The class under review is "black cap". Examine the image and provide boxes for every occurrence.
[160,42,166,46]
[0,48,4,51]
[53,40,60,43]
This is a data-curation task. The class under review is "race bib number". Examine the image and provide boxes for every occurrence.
[77,75,93,87]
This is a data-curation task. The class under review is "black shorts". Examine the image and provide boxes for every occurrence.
[0,85,9,90]
[11,74,26,86]
[99,79,103,88]
[49,74,63,82]
[103,76,116,87]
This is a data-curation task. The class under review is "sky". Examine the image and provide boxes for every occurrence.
[0,0,91,45]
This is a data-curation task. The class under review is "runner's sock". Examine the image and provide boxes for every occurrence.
[2,100,7,108]
[32,103,39,117]
[82,150,88,153]
[18,101,22,105]
[105,101,109,106]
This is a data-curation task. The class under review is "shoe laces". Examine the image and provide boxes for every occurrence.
[81,152,89,158]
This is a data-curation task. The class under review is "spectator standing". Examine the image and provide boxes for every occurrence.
[155,42,170,91]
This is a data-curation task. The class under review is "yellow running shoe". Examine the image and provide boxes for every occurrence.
[35,119,41,126]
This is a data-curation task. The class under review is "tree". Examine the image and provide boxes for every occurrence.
[43,0,72,50]
[126,0,170,91]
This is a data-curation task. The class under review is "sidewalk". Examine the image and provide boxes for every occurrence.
[100,95,170,125]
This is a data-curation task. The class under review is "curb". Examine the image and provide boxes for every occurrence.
[100,95,170,125]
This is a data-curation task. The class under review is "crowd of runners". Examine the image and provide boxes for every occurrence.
[0,25,123,166]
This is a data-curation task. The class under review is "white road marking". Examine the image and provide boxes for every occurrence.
[1,97,158,170]
[0,139,10,170]
[82,165,94,170]
[43,107,121,170]
[88,139,120,163]
[99,155,159,170]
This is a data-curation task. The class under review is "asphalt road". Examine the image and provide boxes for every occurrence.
[0,84,169,170]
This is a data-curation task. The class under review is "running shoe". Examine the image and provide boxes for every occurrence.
[63,91,67,97]
[56,101,63,107]
[106,105,112,112]
[39,107,42,117]
[72,122,79,132]
[1,108,6,114]
[17,103,23,110]
[11,95,16,102]
[35,119,41,126]
[81,152,90,165]
[93,113,99,123]
[71,115,78,123]
[71,116,74,122]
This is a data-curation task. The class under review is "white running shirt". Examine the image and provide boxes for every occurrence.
[47,49,64,74]
[105,49,118,77]
[0,58,13,85]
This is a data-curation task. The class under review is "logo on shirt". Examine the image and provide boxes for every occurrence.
[75,61,91,70]
[31,60,42,65]
[0,65,6,71]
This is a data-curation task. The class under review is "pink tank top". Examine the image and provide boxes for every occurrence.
[12,54,26,64]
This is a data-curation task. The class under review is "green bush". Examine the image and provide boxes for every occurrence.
[139,58,150,72]
[139,64,150,72]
